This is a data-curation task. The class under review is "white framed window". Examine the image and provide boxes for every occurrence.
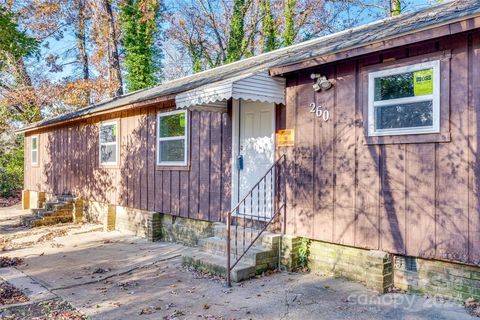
[157,110,188,166]
[368,60,440,136]
[99,121,119,165]
[31,135,38,166]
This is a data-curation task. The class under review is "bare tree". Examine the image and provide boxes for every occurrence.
[103,0,123,96]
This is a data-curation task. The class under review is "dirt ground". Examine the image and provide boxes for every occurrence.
[0,205,477,320]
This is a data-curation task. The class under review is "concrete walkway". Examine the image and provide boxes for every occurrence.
[0,206,476,319]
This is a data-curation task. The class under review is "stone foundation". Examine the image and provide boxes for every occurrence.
[157,214,215,246]
[81,200,214,244]
[394,255,480,301]
[282,238,394,293]
[281,237,480,300]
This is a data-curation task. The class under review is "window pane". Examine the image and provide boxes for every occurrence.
[159,139,185,162]
[374,68,433,101]
[375,101,433,130]
[32,150,38,163]
[101,145,117,163]
[32,137,37,150]
[100,124,117,143]
[159,113,185,138]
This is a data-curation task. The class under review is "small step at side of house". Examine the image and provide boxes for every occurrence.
[182,222,281,282]
[21,195,77,228]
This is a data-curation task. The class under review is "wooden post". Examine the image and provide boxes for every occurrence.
[22,190,30,210]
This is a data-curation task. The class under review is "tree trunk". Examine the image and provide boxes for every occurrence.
[103,0,123,97]
[76,0,89,81]
[13,57,32,87]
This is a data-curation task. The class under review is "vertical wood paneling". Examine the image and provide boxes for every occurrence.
[380,144,406,254]
[469,32,480,265]
[59,126,64,194]
[133,111,141,209]
[209,112,222,221]
[162,170,171,213]
[221,110,232,222]
[127,114,134,208]
[294,75,315,238]
[313,65,335,242]
[140,111,148,210]
[199,111,210,220]
[332,61,356,245]
[171,171,180,215]
[436,35,469,262]
[405,144,435,257]
[147,110,156,211]
[154,169,163,212]
[284,76,298,235]
[189,111,200,218]
[120,112,128,207]
[355,56,381,250]
[179,170,189,217]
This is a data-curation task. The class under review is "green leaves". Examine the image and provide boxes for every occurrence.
[261,0,278,53]
[120,0,162,92]
[226,0,247,63]
[283,0,295,47]
[0,135,24,197]
[0,8,38,70]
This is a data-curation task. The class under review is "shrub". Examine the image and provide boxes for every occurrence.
[298,237,311,270]
[0,136,24,197]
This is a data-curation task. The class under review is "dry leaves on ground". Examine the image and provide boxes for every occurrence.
[0,298,87,320]
[0,281,29,305]
[0,256,23,268]
[465,297,480,317]
[0,193,21,208]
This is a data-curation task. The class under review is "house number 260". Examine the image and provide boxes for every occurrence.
[310,103,330,122]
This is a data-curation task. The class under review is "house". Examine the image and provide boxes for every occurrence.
[17,0,480,300]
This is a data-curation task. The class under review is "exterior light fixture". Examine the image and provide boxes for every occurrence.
[311,73,333,92]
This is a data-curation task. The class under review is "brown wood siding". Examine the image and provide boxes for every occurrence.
[282,31,480,266]
[24,103,232,223]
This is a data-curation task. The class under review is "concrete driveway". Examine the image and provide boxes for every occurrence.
[0,206,476,320]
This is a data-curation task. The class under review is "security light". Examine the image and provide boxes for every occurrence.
[311,73,333,92]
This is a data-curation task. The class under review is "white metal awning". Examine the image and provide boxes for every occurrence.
[175,71,286,110]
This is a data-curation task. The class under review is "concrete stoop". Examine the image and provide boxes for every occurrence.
[21,195,79,227]
[182,222,281,282]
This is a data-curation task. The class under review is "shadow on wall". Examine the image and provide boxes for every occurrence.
[288,120,478,267]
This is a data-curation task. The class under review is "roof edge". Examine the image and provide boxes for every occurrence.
[270,12,480,76]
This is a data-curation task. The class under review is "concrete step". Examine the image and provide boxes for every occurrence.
[43,211,72,219]
[32,215,73,227]
[44,202,72,211]
[198,237,276,265]
[213,223,281,249]
[56,195,74,202]
[21,215,38,227]
[182,250,256,282]
[36,210,54,218]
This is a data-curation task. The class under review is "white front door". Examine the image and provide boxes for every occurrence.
[234,100,275,219]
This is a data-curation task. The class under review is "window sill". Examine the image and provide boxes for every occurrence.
[156,165,190,171]
[99,164,120,169]
[365,132,450,145]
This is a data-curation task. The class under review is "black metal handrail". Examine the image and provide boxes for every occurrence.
[226,154,286,287]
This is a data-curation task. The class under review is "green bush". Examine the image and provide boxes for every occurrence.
[298,237,312,270]
[0,136,24,197]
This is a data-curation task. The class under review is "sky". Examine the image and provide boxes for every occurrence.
[34,0,442,84]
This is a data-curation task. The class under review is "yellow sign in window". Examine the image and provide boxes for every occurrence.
[414,69,433,96]
[276,129,295,147]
